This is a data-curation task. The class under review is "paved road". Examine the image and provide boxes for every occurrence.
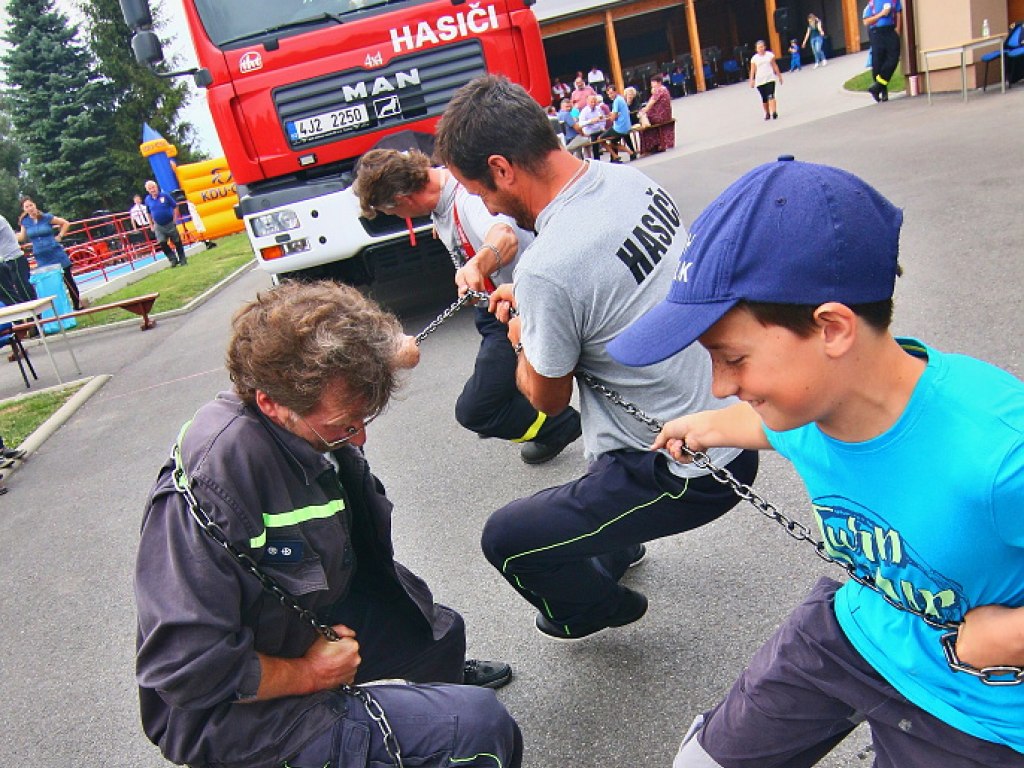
[1,56,1022,766]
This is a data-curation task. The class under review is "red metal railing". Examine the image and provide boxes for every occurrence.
[22,211,204,287]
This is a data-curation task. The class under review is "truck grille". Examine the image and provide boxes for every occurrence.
[274,40,486,150]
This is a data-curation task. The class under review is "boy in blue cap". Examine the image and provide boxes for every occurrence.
[608,157,1024,767]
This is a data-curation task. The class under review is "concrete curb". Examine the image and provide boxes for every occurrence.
[3,374,111,483]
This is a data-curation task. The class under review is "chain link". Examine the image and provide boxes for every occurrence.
[414,290,488,345]
[170,460,406,766]
[578,371,1024,683]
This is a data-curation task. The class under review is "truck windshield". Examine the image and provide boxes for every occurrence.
[196,0,394,47]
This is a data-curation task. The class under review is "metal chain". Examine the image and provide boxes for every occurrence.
[578,371,1024,685]
[414,290,488,345]
[170,461,405,766]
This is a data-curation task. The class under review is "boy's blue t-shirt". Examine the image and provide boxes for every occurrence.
[765,339,1024,753]
[866,0,902,27]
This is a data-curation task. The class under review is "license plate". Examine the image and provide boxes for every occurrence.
[287,104,370,143]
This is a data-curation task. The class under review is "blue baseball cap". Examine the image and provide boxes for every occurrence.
[608,156,903,367]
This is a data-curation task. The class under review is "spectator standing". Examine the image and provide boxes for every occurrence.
[0,213,36,305]
[802,13,828,67]
[434,76,757,642]
[749,39,783,121]
[637,75,675,154]
[570,77,596,111]
[17,197,81,311]
[788,39,803,71]
[863,0,902,102]
[551,77,571,105]
[353,149,582,464]
[143,180,188,267]
[135,280,520,768]
[600,84,634,162]
[587,65,607,94]
[128,194,151,229]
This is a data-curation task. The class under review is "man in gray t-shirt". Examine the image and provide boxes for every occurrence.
[354,149,581,464]
[436,75,759,640]
[0,214,36,305]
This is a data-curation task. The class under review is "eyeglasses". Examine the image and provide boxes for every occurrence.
[299,413,378,450]
[372,201,397,214]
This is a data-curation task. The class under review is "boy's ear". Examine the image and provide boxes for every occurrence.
[814,302,857,357]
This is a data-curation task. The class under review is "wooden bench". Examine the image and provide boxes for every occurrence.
[13,292,160,336]
[631,119,676,156]
[573,118,675,160]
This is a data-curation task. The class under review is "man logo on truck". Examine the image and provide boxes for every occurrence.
[342,70,421,103]
[389,3,500,52]
[374,95,403,119]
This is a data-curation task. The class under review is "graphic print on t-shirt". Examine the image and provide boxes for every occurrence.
[813,494,965,625]
[615,186,682,285]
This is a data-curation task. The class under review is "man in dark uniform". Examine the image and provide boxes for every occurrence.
[135,281,519,768]
[864,0,903,102]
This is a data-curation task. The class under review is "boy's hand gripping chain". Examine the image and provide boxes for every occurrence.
[577,371,1024,686]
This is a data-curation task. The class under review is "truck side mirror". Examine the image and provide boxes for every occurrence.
[131,30,165,67]
[193,69,214,88]
[119,0,153,30]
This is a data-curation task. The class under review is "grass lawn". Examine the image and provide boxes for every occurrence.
[844,63,905,93]
[0,382,85,446]
[72,233,255,330]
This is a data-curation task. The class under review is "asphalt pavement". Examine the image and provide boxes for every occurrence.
[1,54,1022,767]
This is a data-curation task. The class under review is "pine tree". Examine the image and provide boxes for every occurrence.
[1,0,120,218]
[0,108,25,221]
[79,0,201,207]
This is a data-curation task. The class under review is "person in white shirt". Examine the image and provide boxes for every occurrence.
[749,39,783,121]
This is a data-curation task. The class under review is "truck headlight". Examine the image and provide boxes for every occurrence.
[251,210,300,237]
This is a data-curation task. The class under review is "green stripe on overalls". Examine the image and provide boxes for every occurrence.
[450,753,503,767]
[503,480,691,619]
[173,418,345,549]
[509,411,547,443]
[249,500,345,549]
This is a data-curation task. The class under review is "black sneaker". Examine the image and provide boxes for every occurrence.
[627,544,647,569]
[520,415,583,465]
[463,659,512,689]
[1,448,25,460]
[535,587,648,641]
[868,83,883,103]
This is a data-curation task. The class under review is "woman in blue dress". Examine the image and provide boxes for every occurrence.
[17,197,82,310]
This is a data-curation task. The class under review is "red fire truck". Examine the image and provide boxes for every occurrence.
[119,0,549,285]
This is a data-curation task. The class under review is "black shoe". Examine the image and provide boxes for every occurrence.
[772,112,778,119]
[1,448,25,460]
[880,87,889,102]
[180,259,188,266]
[463,659,512,689]
[627,544,647,569]
[868,83,882,103]
[0,459,15,470]
[169,262,180,268]
[520,415,582,465]
[535,586,648,641]
[205,241,217,249]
